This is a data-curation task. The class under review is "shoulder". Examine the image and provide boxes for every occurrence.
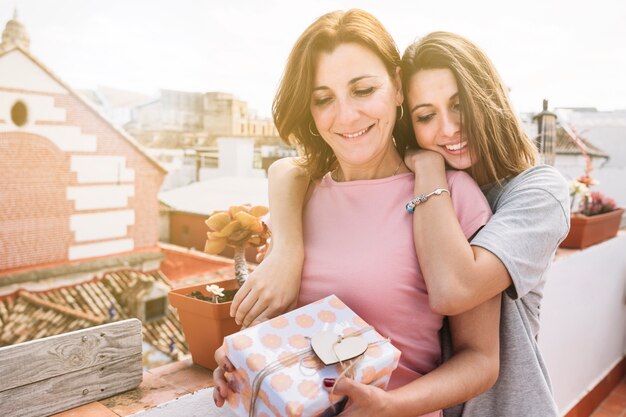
[491,165,570,231]
[445,170,480,193]
[445,169,474,184]
[503,165,569,205]
[444,169,489,204]
[444,170,492,235]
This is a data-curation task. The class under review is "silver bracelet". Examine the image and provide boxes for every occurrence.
[405,188,450,213]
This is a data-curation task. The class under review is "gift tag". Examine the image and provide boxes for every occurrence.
[310,330,368,365]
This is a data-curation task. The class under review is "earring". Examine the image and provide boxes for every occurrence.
[397,106,404,120]
[309,120,320,137]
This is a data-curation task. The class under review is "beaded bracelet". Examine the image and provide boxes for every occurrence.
[405,188,450,213]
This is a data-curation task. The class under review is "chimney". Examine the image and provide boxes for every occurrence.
[533,99,557,166]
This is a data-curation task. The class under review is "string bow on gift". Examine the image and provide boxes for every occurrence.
[247,326,389,417]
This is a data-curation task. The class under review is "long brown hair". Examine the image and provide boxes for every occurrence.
[400,31,537,185]
[272,9,401,180]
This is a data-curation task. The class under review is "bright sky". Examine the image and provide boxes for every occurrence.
[3,0,625,117]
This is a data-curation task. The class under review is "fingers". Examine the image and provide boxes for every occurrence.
[230,281,252,317]
[214,344,234,372]
[212,366,229,407]
[235,291,263,326]
[241,300,270,327]
[323,377,361,400]
[249,314,270,328]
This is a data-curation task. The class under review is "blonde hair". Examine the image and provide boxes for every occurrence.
[400,31,537,185]
[272,9,401,180]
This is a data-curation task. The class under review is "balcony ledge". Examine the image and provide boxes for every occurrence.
[53,357,233,417]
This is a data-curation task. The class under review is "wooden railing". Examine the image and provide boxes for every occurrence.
[0,319,143,417]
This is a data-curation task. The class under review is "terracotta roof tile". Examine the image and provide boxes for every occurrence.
[0,269,190,365]
[557,128,609,158]
[159,243,235,283]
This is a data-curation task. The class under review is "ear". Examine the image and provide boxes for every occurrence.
[394,66,404,106]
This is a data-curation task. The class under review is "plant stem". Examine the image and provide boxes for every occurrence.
[233,245,249,287]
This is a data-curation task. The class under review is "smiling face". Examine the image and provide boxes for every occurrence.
[309,42,402,174]
[407,68,474,170]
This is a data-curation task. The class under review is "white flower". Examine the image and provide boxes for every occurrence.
[206,284,225,298]
[569,180,588,196]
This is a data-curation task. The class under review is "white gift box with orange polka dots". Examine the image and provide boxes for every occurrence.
[223,294,401,417]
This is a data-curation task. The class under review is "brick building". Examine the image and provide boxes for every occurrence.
[0,16,237,367]
[0,45,166,271]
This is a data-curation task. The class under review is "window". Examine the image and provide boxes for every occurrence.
[144,297,167,322]
[11,101,28,126]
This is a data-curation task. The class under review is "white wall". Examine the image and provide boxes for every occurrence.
[575,126,626,168]
[539,234,626,415]
[217,137,254,177]
[67,184,134,210]
[70,210,135,242]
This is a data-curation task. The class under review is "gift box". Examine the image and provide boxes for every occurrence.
[223,294,401,417]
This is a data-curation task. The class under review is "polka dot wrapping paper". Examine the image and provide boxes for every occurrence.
[223,294,401,417]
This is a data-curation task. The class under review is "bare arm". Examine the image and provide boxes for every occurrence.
[330,294,501,416]
[230,157,310,326]
[404,150,511,316]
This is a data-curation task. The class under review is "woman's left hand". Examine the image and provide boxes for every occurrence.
[325,378,394,416]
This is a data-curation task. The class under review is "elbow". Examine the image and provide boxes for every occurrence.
[429,295,455,316]
[475,345,500,395]
[428,286,471,316]
[484,358,500,392]
[480,354,500,394]
[462,349,500,398]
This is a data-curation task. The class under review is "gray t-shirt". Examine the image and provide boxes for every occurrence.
[443,165,570,417]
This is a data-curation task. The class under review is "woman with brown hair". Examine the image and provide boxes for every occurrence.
[214,9,501,416]
[230,23,569,417]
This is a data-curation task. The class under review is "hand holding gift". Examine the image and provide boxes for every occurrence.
[216,295,401,417]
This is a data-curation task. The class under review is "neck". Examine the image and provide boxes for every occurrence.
[334,145,407,182]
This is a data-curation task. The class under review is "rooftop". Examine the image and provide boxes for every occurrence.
[0,244,242,370]
[0,269,189,367]
[158,176,268,216]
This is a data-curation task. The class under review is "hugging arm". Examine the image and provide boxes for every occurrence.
[404,150,511,316]
[329,294,501,417]
[230,157,309,326]
[404,150,570,316]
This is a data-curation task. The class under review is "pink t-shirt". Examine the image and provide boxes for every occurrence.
[298,171,491,411]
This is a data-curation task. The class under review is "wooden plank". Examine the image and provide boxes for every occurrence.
[0,351,143,417]
[0,319,142,392]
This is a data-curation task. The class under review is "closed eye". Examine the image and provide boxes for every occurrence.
[416,113,435,123]
[354,87,375,97]
[313,96,333,107]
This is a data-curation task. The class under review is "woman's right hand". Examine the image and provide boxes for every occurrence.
[230,249,303,327]
[403,148,446,175]
[213,344,236,407]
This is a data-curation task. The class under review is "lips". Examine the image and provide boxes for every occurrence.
[338,124,374,140]
[441,140,467,153]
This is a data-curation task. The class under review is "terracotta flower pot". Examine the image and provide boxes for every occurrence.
[560,208,624,249]
[168,280,241,369]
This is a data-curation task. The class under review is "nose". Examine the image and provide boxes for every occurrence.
[336,97,360,126]
[440,110,460,138]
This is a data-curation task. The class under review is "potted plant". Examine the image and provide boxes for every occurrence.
[560,178,623,249]
[168,204,270,369]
